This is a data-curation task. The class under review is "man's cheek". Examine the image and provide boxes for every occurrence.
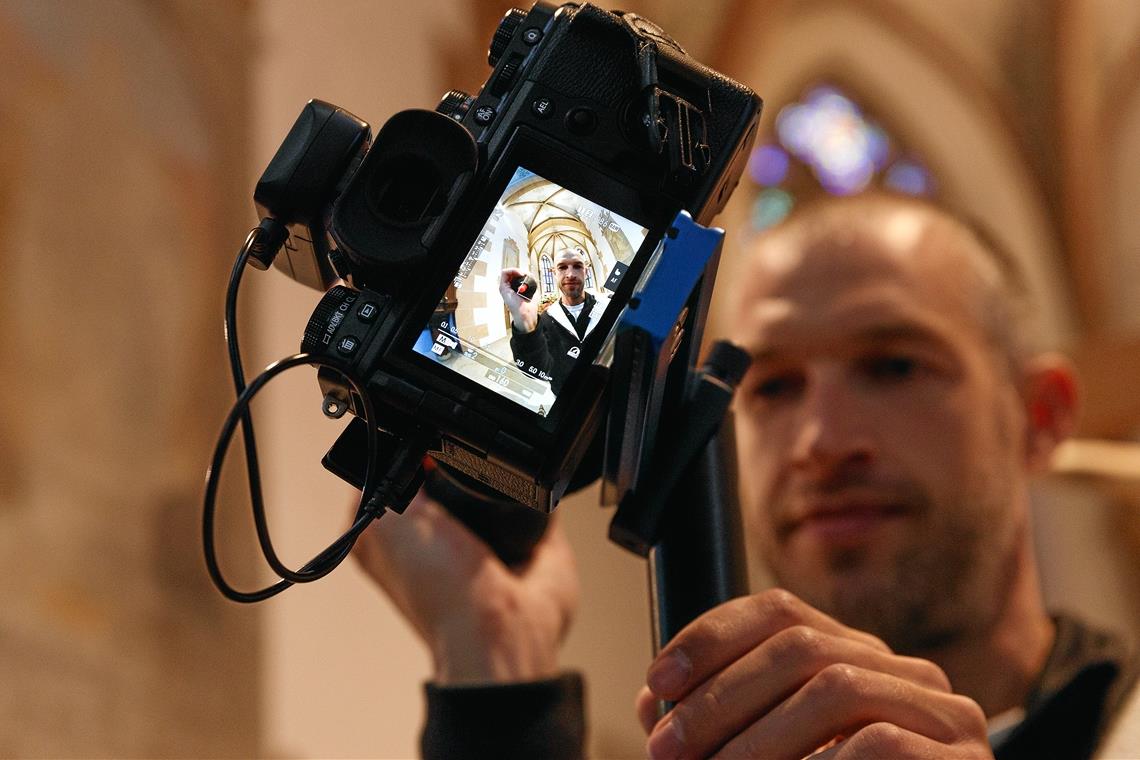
[738,445,781,529]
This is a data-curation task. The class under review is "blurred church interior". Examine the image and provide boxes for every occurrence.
[2,1,1138,756]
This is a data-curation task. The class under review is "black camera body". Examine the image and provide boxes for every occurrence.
[253,2,761,511]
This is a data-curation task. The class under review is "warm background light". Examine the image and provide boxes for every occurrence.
[1,1,1138,757]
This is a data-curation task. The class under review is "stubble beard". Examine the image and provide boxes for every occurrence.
[561,282,584,305]
[768,487,1015,656]
[793,520,981,654]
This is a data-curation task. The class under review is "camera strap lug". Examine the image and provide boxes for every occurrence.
[656,90,710,186]
[630,36,710,186]
[322,391,349,419]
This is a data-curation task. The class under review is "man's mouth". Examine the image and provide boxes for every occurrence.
[784,499,912,545]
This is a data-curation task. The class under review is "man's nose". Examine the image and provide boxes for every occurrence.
[789,370,876,473]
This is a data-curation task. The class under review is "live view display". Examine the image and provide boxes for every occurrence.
[413,167,649,415]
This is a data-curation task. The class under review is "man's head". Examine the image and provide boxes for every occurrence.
[554,246,589,306]
[732,193,1077,654]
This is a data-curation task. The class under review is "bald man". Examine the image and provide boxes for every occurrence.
[355,194,1135,759]
[500,246,610,396]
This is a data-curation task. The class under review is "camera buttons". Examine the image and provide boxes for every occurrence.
[531,98,554,118]
[523,27,543,45]
[473,105,496,125]
[565,107,597,135]
[337,336,360,356]
[357,302,379,322]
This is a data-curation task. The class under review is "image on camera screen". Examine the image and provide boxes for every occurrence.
[413,166,650,416]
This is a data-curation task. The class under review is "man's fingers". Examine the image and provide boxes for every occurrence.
[499,267,529,294]
[636,686,659,736]
[810,723,980,760]
[647,589,889,701]
[647,628,951,760]
[710,666,988,760]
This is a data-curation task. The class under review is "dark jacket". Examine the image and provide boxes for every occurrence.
[509,292,610,396]
[992,614,1136,760]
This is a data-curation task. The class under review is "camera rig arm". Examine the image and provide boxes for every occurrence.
[600,210,751,659]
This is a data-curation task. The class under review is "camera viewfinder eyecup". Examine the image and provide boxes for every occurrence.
[329,110,478,284]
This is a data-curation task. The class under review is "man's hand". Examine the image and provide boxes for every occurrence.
[353,489,578,684]
[499,267,540,333]
[637,589,992,759]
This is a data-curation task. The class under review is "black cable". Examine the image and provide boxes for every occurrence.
[225,227,337,584]
[202,353,384,603]
[205,222,387,603]
[224,230,276,575]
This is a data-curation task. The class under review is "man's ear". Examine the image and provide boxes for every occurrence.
[1021,353,1080,472]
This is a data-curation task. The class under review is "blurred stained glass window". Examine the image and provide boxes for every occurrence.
[747,84,937,231]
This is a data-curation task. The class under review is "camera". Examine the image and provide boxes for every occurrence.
[252,2,761,512]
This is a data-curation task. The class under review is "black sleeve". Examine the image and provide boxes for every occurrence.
[421,672,586,760]
[510,318,556,382]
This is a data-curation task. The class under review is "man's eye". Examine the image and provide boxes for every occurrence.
[863,355,919,380]
[754,374,803,399]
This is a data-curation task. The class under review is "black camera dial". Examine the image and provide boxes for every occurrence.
[436,90,473,122]
[302,285,357,355]
[302,285,388,359]
[489,8,526,65]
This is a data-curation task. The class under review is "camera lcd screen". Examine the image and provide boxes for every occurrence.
[413,166,650,416]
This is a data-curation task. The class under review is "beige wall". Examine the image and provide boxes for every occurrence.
[249,3,467,758]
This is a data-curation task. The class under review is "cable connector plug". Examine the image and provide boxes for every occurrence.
[377,433,431,515]
[247,217,289,270]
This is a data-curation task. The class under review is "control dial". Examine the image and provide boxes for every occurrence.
[436,89,473,121]
[488,8,526,66]
[302,285,357,354]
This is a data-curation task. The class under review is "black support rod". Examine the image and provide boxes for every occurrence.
[648,411,748,653]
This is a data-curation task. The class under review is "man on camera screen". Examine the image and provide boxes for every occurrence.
[499,245,611,396]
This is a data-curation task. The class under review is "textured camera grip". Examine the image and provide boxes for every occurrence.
[423,464,550,567]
